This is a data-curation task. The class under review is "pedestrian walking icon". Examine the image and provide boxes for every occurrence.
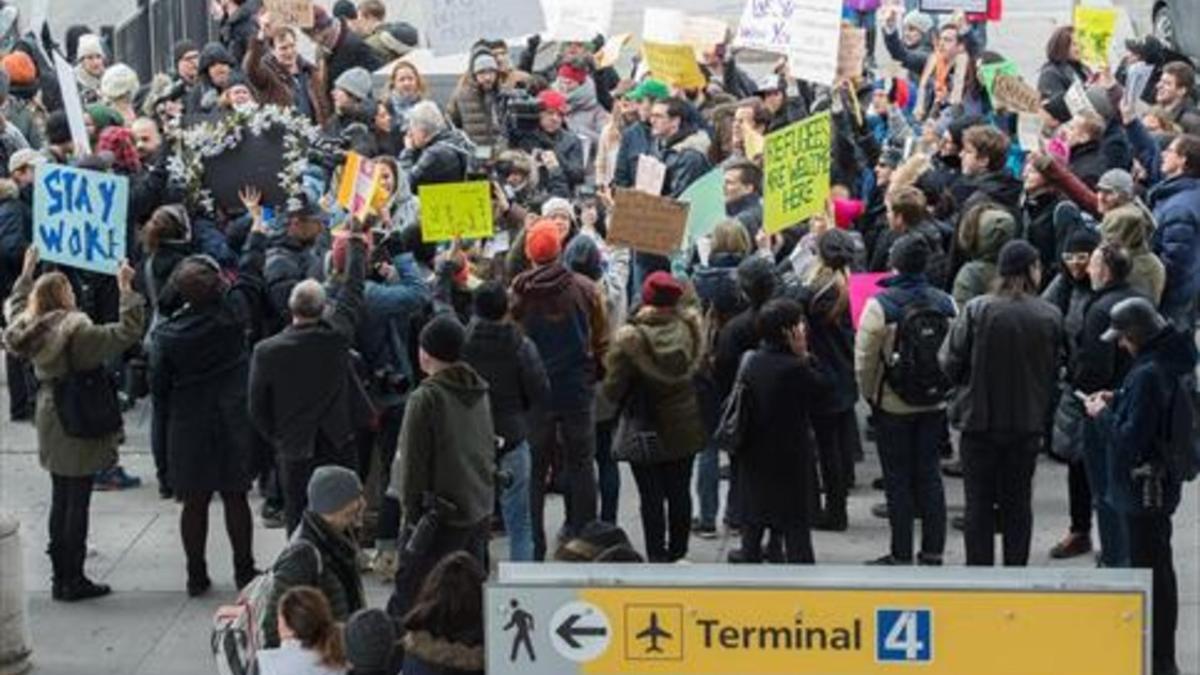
[504,599,536,662]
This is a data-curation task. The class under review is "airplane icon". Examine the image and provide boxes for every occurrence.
[636,612,673,653]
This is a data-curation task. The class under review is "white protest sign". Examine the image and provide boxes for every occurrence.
[644,8,729,52]
[541,0,612,42]
[33,164,128,275]
[1064,81,1096,118]
[735,0,841,85]
[52,53,91,157]
[635,154,667,195]
[424,0,546,55]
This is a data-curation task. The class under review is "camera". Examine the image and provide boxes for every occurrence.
[498,87,542,144]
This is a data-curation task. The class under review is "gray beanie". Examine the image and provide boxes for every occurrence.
[903,10,935,35]
[334,67,374,101]
[307,466,362,515]
[344,608,396,671]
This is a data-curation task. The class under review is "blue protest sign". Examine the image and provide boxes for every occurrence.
[34,163,128,275]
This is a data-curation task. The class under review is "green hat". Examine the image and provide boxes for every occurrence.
[628,78,669,102]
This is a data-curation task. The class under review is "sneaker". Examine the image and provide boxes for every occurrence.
[58,578,112,602]
[691,518,718,540]
[93,466,142,491]
[866,554,912,566]
[917,553,943,566]
[1049,532,1093,559]
[260,504,285,529]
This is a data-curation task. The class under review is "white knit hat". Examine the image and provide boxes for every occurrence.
[100,63,139,101]
[76,33,106,62]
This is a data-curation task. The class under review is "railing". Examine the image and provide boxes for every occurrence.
[111,0,216,82]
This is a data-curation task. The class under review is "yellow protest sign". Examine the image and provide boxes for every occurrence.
[335,152,381,220]
[764,112,831,234]
[641,40,707,90]
[1074,6,1118,69]
[742,122,765,160]
[418,181,494,242]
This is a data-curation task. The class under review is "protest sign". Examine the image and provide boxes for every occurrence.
[52,53,90,157]
[1124,61,1154,110]
[264,0,313,28]
[635,154,667,195]
[335,152,381,220]
[202,125,290,212]
[849,272,892,330]
[33,164,128,275]
[681,16,730,52]
[1064,81,1096,118]
[608,188,689,256]
[418,181,494,242]
[1074,5,1117,69]
[735,0,841,85]
[542,0,612,42]
[743,123,765,160]
[594,32,631,69]
[425,0,545,55]
[837,26,867,81]
[679,168,726,246]
[644,8,729,57]
[764,112,831,234]
[918,0,987,12]
[991,73,1043,115]
[641,41,707,90]
[977,58,1020,102]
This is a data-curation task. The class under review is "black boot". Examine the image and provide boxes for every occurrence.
[186,560,212,597]
[58,577,111,602]
[813,508,849,532]
[48,545,64,600]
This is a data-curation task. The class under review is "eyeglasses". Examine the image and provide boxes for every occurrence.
[1061,253,1090,264]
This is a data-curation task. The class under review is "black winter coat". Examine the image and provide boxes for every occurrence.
[218,0,260,66]
[0,187,31,297]
[517,128,586,195]
[322,21,382,95]
[657,128,712,199]
[737,345,829,528]
[788,279,857,414]
[400,128,471,192]
[1068,140,1108,190]
[461,318,550,451]
[150,298,254,493]
[1072,281,1138,394]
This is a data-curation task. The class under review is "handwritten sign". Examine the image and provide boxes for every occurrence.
[264,0,313,28]
[991,73,1043,115]
[418,181,494,243]
[764,112,831,234]
[1064,81,1096,119]
[335,152,381,220]
[735,0,841,85]
[425,0,546,55]
[1074,5,1118,69]
[33,164,128,275]
[594,32,631,69]
[642,40,707,90]
[52,54,90,156]
[608,188,689,256]
[635,154,667,195]
[918,0,987,12]
[542,0,612,42]
[645,8,728,58]
[837,26,867,81]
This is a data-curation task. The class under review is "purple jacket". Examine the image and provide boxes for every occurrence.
[844,0,881,11]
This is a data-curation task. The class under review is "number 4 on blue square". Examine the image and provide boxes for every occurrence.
[876,609,933,663]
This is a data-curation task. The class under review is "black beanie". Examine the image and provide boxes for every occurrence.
[420,314,465,363]
[472,281,509,321]
[1064,227,1101,254]
[45,111,72,145]
[173,39,198,65]
[889,234,931,275]
[344,608,395,672]
[997,240,1040,277]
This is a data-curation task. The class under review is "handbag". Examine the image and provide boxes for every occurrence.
[713,351,756,456]
[53,333,123,439]
[612,377,664,464]
[1050,385,1086,462]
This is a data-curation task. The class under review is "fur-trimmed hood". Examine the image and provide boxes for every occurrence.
[612,307,703,386]
[402,630,484,673]
[2,308,92,371]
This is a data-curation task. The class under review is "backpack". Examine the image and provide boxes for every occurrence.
[880,290,953,407]
[1156,372,1200,483]
[210,540,321,675]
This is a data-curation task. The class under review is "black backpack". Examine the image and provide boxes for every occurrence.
[881,291,953,407]
[1156,372,1200,483]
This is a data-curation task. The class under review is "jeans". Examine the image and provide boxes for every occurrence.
[961,432,1040,566]
[631,457,694,562]
[499,442,534,562]
[1128,512,1178,672]
[876,410,948,561]
[740,524,813,563]
[1082,417,1128,566]
[530,407,598,560]
[48,473,94,585]
[594,419,620,524]
[694,441,719,528]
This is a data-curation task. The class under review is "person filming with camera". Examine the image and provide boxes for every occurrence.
[514,89,586,197]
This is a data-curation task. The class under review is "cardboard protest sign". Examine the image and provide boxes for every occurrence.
[736,0,841,85]
[1074,5,1118,69]
[33,164,128,275]
[991,73,1043,115]
[52,54,90,156]
[635,154,667,195]
[419,181,494,242]
[608,188,689,256]
[679,168,726,246]
[264,0,313,28]
[837,26,867,81]
[642,41,707,90]
[849,272,892,330]
[202,125,290,212]
[594,32,631,69]
[335,153,381,220]
[542,0,612,42]
[764,112,831,234]
[918,0,987,13]
[425,0,546,55]
[977,58,1019,102]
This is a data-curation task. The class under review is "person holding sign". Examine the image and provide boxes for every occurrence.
[1036,26,1090,124]
[3,246,144,601]
[650,98,713,199]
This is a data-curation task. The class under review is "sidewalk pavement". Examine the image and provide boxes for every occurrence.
[1,372,1196,674]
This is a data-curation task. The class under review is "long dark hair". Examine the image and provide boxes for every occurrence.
[278,586,347,669]
[403,551,486,644]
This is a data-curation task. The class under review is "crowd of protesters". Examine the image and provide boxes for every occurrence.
[0,0,1197,673]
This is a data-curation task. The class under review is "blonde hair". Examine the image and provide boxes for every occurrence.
[27,272,75,317]
[391,61,428,97]
[710,219,752,257]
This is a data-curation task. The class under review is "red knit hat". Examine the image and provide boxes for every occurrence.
[557,62,588,85]
[525,218,563,264]
[641,271,684,308]
[537,89,568,114]
[2,52,37,86]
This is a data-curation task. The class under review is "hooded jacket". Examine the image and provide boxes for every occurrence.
[187,42,238,114]
[389,362,496,528]
[400,127,472,191]
[657,127,712,198]
[1101,201,1166,304]
[461,318,550,451]
[218,0,260,65]
[511,262,608,413]
[1147,174,1200,317]
[602,308,706,462]
[447,47,504,150]
[2,274,145,476]
[952,208,1017,306]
